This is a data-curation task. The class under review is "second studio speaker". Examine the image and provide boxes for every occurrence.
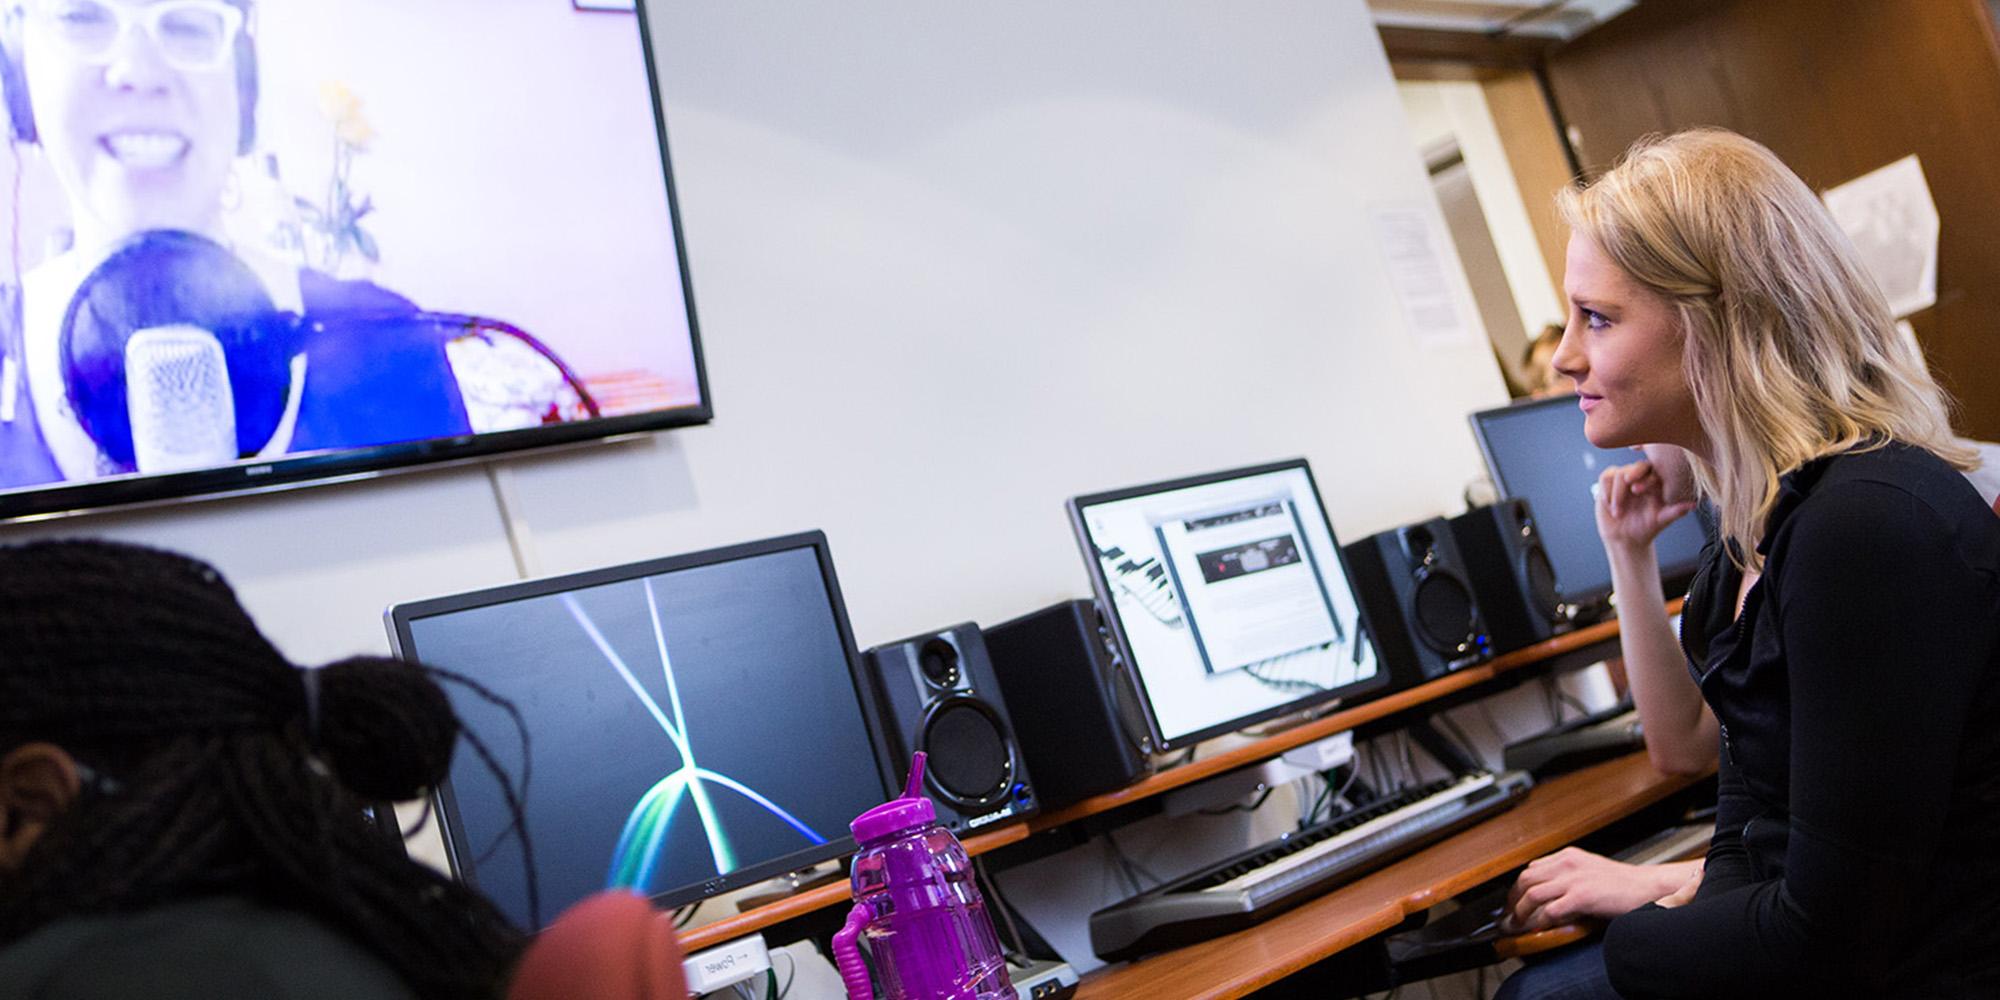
[1342,516,1492,691]
[859,623,1038,832]
[982,599,1153,813]
[1448,498,1568,654]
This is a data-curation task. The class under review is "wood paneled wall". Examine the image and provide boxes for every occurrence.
[1543,0,2000,440]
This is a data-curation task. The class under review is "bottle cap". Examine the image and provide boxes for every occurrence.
[850,751,938,843]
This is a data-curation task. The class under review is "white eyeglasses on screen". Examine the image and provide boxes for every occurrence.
[27,0,246,73]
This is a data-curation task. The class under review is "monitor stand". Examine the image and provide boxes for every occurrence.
[733,860,845,912]
[1242,696,1346,738]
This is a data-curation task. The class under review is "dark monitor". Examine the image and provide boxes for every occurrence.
[1067,459,1388,751]
[385,532,893,929]
[1470,395,1708,609]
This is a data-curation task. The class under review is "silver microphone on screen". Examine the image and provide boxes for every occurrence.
[125,325,238,474]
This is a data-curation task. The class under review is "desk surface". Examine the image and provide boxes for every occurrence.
[1074,752,1706,1000]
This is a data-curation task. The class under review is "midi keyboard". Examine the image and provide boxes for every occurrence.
[1090,769,1535,961]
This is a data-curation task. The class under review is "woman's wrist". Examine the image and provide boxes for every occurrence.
[1604,538,1662,575]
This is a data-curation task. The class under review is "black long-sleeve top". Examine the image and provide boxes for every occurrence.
[1603,443,2000,999]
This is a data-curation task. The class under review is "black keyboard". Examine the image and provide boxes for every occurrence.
[1089,770,1534,962]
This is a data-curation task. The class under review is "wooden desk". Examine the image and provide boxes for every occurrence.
[682,603,1683,954]
[1074,752,1705,1000]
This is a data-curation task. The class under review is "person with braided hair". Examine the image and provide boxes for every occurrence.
[0,539,524,998]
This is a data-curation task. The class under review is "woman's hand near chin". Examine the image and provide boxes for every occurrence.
[1595,458,1697,555]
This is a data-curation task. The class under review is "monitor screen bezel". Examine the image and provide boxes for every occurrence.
[1468,394,1707,605]
[385,530,897,921]
[0,0,710,525]
[1066,458,1390,752]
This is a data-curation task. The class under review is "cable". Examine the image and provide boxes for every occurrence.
[1437,713,1486,768]
[1331,761,1361,811]
[1101,833,1143,896]
[1304,762,1363,828]
[398,795,435,842]
[1102,829,1161,889]
[1542,676,1565,726]
[1475,700,1511,746]
[774,950,796,999]
[1364,740,1385,795]
[672,900,702,929]
[974,857,1030,962]
[1558,689,1592,716]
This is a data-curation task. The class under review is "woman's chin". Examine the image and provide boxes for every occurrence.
[1581,413,1635,451]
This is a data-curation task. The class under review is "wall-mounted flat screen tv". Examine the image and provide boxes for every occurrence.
[0,0,707,520]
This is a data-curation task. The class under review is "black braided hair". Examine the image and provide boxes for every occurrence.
[0,539,524,999]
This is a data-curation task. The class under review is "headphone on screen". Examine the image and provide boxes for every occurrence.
[0,1,259,155]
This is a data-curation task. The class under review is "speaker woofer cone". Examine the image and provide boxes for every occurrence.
[919,696,1013,809]
[1411,571,1477,655]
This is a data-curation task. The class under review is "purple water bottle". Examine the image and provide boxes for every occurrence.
[832,752,1015,1000]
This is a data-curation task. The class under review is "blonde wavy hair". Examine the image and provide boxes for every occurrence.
[1558,129,1971,569]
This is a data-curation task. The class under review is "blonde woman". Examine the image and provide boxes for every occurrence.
[1501,129,2000,999]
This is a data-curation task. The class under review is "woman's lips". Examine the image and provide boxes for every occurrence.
[100,132,191,170]
[1578,393,1603,413]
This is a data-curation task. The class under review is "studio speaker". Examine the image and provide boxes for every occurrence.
[981,599,1152,812]
[1341,517,1492,691]
[1449,498,1568,654]
[861,624,1038,832]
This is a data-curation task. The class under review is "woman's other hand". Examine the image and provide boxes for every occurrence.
[1502,849,1698,932]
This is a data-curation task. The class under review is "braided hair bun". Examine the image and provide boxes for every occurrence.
[314,656,459,802]
[0,539,459,801]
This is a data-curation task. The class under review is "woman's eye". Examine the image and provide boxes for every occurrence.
[1583,309,1610,330]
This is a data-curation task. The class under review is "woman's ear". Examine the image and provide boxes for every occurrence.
[0,742,82,871]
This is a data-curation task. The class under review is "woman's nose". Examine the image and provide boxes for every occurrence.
[101,21,175,92]
[1550,320,1585,384]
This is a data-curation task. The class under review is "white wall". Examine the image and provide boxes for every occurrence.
[2,0,1510,868]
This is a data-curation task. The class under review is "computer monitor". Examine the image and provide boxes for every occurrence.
[1470,395,1709,610]
[1067,459,1388,751]
[385,532,894,929]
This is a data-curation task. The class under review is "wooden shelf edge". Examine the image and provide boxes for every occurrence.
[678,821,1032,951]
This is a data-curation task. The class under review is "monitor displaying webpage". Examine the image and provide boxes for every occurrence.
[1075,464,1380,746]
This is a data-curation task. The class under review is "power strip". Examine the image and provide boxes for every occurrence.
[683,934,770,994]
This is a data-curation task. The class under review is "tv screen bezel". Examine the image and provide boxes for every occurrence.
[1066,457,1391,752]
[384,530,898,925]
[0,0,710,524]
